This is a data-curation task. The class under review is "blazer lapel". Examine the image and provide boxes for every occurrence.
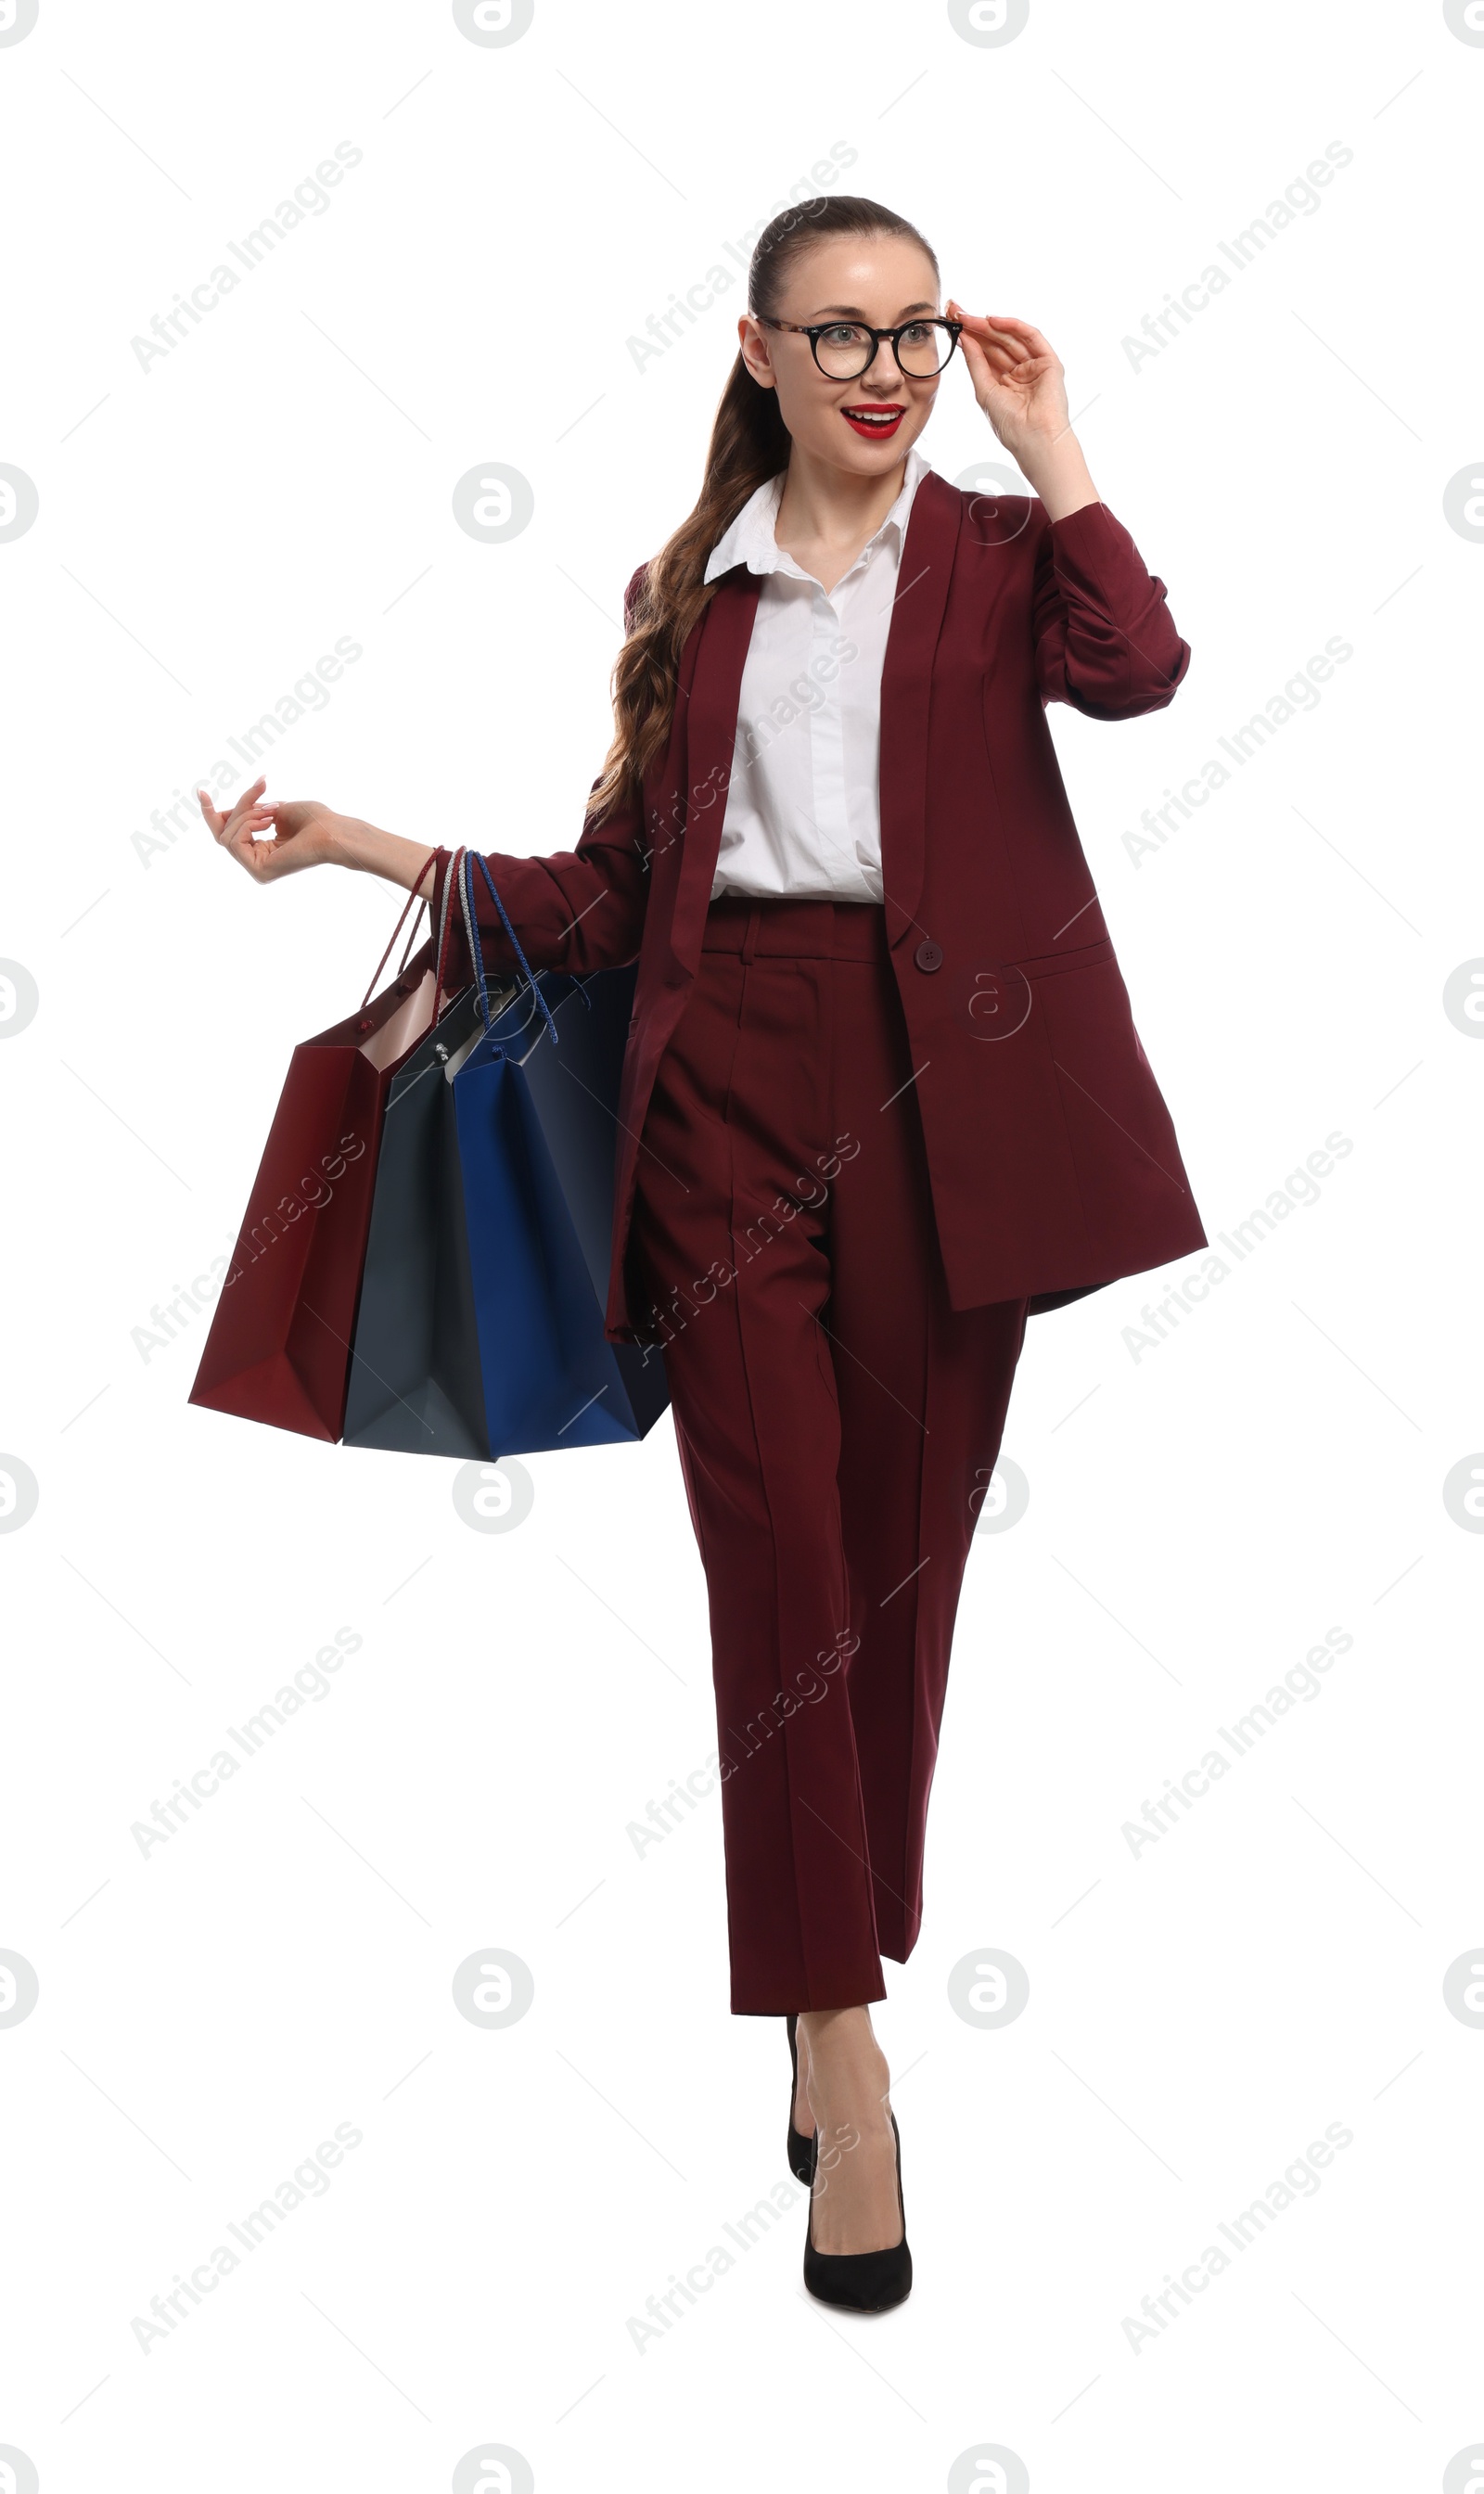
[668,568,762,966]
[878,469,961,937]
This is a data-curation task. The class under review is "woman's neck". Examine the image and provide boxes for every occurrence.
[773,445,910,596]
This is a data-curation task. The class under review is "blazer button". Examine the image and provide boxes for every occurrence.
[914,938,944,973]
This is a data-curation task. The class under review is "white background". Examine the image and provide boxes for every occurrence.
[2,1,1481,2488]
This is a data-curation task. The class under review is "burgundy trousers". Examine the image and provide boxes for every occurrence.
[627,897,1030,2014]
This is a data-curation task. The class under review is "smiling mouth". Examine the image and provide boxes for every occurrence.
[841,404,906,437]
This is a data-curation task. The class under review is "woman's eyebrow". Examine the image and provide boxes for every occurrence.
[804,300,940,320]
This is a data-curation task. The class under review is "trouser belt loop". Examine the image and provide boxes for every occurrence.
[740,899,763,964]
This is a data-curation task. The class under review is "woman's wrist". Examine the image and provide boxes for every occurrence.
[327,813,438,891]
[1016,428,1100,522]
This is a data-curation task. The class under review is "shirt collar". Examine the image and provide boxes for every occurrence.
[703,443,932,585]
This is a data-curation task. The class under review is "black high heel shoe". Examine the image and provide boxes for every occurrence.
[786,2014,817,2184]
[803,2110,913,2312]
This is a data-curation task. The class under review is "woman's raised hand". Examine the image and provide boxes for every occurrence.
[198,778,352,880]
[945,305,1099,520]
[946,306,1074,462]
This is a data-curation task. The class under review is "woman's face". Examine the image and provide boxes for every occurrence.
[739,232,946,479]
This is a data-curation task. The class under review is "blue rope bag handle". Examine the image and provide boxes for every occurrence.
[462,849,559,1048]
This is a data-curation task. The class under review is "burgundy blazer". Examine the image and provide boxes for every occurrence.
[430,471,1208,1343]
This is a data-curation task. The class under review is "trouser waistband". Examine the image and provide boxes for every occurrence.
[701,895,889,960]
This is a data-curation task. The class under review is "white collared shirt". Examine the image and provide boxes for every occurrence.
[702,445,931,902]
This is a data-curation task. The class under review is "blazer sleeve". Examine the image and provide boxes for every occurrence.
[1031,500,1190,720]
[428,560,653,989]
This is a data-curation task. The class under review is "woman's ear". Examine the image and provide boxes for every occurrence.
[737,313,776,390]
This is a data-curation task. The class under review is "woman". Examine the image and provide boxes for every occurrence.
[200,194,1205,2312]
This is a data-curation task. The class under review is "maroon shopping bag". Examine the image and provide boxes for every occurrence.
[189,871,460,1440]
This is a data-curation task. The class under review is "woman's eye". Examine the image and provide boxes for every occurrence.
[823,324,867,347]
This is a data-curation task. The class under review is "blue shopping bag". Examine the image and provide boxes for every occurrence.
[342,850,668,1459]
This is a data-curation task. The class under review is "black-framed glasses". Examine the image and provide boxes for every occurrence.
[755,313,963,380]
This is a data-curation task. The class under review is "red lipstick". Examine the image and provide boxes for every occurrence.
[841,403,906,440]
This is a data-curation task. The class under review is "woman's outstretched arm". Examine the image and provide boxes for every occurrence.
[198,777,651,976]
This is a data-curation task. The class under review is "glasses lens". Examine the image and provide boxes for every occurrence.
[812,323,874,378]
[896,320,953,377]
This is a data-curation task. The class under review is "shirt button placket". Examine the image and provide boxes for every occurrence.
[812,582,848,889]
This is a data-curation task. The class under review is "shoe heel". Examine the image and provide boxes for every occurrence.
[786,2013,817,2185]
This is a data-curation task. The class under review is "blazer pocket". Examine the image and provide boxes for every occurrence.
[1012,934,1116,981]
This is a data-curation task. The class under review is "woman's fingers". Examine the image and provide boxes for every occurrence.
[949,305,1057,375]
[952,314,1009,370]
[198,775,281,873]
[197,785,227,838]
[979,332,1042,376]
[198,775,264,836]
[251,798,342,875]
[262,798,333,839]
[958,332,1034,411]
[949,301,1027,346]
[979,313,1055,355]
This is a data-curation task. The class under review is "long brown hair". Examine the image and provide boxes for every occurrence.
[585,193,940,825]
